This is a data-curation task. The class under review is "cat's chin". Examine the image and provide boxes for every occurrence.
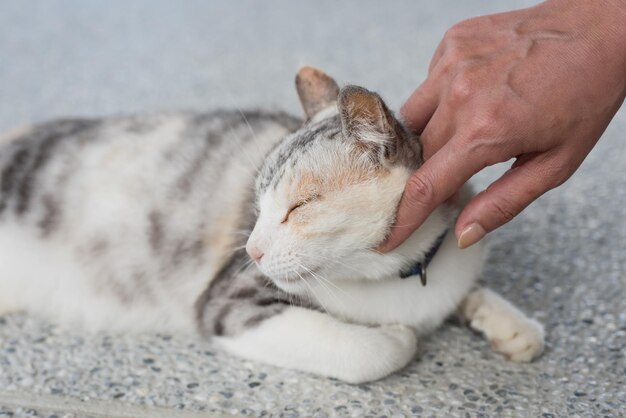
[270,276,309,295]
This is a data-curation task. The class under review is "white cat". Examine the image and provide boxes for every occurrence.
[0,67,544,383]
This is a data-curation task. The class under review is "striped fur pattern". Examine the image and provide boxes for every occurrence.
[0,68,545,383]
[0,111,299,332]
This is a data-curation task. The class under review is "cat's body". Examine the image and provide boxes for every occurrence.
[0,111,299,332]
[0,68,544,383]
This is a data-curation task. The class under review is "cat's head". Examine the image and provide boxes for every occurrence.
[247,67,428,293]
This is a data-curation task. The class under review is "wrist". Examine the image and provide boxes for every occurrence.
[539,0,626,96]
[540,0,626,46]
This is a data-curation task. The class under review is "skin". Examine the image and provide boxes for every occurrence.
[379,0,626,252]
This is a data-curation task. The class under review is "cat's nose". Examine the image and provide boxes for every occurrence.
[246,243,264,263]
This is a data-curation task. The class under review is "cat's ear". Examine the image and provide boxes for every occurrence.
[338,85,401,160]
[295,67,340,120]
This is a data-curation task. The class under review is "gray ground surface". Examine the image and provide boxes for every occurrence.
[0,1,624,417]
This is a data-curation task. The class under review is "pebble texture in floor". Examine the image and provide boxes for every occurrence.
[0,1,625,417]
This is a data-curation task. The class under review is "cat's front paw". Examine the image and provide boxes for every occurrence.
[488,317,544,363]
[339,324,417,384]
[379,324,419,355]
[462,288,545,363]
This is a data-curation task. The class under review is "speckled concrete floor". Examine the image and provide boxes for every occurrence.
[0,1,624,417]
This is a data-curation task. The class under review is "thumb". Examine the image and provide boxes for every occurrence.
[378,140,481,252]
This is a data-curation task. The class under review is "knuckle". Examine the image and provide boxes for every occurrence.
[489,195,519,224]
[456,106,506,157]
[449,72,475,103]
[437,57,455,78]
[444,19,471,40]
[542,158,572,188]
[456,130,503,167]
[405,174,436,208]
[462,137,497,165]
[476,102,501,126]
[438,26,472,76]
[443,25,461,42]
[470,110,499,138]
[468,120,491,141]
[444,40,464,60]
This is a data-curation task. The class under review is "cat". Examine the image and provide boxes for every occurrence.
[0,67,544,383]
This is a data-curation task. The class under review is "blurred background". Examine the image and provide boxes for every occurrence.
[0,0,538,129]
[1,1,624,417]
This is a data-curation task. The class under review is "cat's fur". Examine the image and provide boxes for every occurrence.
[0,67,544,383]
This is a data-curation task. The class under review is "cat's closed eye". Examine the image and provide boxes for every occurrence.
[281,194,321,223]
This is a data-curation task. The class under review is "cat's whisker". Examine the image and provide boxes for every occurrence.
[231,110,287,211]
[233,258,255,276]
[298,261,345,292]
[225,247,249,258]
[227,126,262,176]
[288,288,295,307]
[262,277,272,290]
[208,95,259,167]
[206,82,266,167]
[301,264,353,302]
[233,229,253,237]
[293,264,332,314]
[236,109,266,160]
[292,252,361,298]
[294,269,330,315]
[294,251,363,276]
[309,275,338,305]
[298,263,343,306]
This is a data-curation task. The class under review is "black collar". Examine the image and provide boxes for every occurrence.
[399,230,448,286]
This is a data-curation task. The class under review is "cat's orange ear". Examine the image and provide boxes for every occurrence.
[338,85,397,145]
[339,86,420,165]
[295,67,339,120]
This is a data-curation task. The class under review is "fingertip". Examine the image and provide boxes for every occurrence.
[456,222,486,249]
[376,220,411,253]
[376,238,395,254]
[376,197,428,253]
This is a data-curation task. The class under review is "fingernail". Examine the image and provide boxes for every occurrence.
[458,223,486,249]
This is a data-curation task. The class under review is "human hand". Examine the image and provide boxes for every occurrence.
[380,0,626,252]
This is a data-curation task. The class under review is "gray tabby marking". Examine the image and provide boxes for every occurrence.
[37,194,60,237]
[257,116,341,194]
[0,110,301,317]
[195,249,291,337]
[148,210,165,254]
[0,119,99,221]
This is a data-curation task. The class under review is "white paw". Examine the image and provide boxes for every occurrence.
[470,302,545,362]
[339,324,418,384]
[381,324,419,371]
[380,323,419,350]
[462,288,545,362]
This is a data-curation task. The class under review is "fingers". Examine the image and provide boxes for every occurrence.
[419,102,457,160]
[378,140,485,252]
[399,76,441,134]
[455,152,564,248]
